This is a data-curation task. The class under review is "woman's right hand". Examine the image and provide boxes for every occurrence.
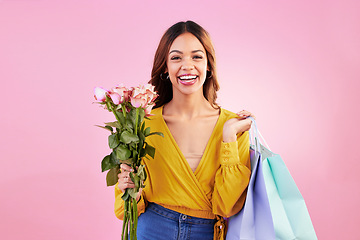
[117,164,135,192]
[117,164,142,201]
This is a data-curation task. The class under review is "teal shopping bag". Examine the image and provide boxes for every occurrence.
[260,144,318,240]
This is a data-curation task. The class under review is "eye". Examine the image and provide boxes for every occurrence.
[170,56,181,60]
[193,55,203,60]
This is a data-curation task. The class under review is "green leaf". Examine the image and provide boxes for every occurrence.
[118,158,134,165]
[101,155,112,172]
[95,125,113,132]
[129,142,137,150]
[125,119,134,132]
[138,108,145,125]
[110,151,120,164]
[129,172,140,190]
[121,189,130,201]
[144,127,151,137]
[101,155,118,172]
[128,108,137,126]
[115,110,125,125]
[138,136,144,153]
[139,146,146,158]
[145,143,156,159]
[137,165,147,181]
[127,188,138,199]
[120,131,139,144]
[105,121,121,129]
[115,145,132,160]
[106,165,120,186]
[132,150,138,164]
[140,121,145,132]
[147,131,164,138]
[108,134,120,149]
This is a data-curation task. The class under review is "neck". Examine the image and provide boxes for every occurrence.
[164,89,214,119]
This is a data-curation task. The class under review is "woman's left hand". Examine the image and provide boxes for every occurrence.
[223,110,255,143]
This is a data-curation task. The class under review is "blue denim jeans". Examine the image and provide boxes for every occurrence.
[136,202,215,240]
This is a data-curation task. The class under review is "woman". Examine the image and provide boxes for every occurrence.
[115,21,253,240]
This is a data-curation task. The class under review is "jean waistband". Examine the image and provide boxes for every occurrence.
[146,202,216,225]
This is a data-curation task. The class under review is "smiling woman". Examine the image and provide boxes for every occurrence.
[149,21,220,109]
[167,33,208,96]
[114,21,254,240]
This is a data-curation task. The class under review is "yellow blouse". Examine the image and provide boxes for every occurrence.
[114,106,251,239]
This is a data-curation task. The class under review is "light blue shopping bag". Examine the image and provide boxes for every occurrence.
[261,145,318,240]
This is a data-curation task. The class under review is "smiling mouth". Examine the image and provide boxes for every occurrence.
[178,75,198,85]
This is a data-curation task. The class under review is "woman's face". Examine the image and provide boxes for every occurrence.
[166,32,208,97]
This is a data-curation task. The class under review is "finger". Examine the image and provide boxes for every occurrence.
[236,110,255,119]
[118,182,135,192]
[236,113,249,119]
[120,164,134,172]
[123,175,132,181]
[118,170,130,177]
[236,110,249,116]
[118,182,131,190]
[124,183,135,189]
[118,173,131,184]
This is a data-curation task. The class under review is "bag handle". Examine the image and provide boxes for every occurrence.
[247,117,271,152]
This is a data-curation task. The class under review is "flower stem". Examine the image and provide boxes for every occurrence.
[134,108,140,168]
[135,108,139,136]
[129,199,133,240]
[133,197,138,240]
[106,101,122,125]
[122,199,128,240]
[121,104,127,118]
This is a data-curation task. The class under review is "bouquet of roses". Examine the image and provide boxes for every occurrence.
[94,83,163,240]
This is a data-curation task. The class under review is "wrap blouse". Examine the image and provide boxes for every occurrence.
[114,106,251,239]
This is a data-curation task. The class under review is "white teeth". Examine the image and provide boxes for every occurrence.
[179,75,197,80]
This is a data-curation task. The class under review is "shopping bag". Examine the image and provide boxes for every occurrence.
[226,118,317,240]
[261,145,318,240]
[226,147,276,240]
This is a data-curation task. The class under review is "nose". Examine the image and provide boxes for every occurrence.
[181,57,194,70]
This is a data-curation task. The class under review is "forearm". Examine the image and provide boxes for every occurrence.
[212,132,251,217]
[114,183,146,220]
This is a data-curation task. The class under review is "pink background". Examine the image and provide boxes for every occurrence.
[1,0,359,239]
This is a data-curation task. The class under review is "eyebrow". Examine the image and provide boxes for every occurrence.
[169,50,205,54]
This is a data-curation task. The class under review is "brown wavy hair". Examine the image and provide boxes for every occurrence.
[149,21,220,109]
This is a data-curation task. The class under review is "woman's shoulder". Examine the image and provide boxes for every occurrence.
[144,106,163,125]
[220,107,239,119]
[149,106,162,116]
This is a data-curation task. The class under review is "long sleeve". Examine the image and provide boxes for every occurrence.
[114,183,147,220]
[212,131,251,218]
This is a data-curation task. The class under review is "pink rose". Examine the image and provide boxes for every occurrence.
[144,84,157,104]
[109,92,121,105]
[94,87,108,102]
[130,93,147,108]
[130,84,158,108]
[112,84,130,103]
[144,103,155,116]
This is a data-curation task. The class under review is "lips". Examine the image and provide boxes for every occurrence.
[177,74,198,86]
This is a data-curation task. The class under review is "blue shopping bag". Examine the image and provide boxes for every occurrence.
[226,147,276,240]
